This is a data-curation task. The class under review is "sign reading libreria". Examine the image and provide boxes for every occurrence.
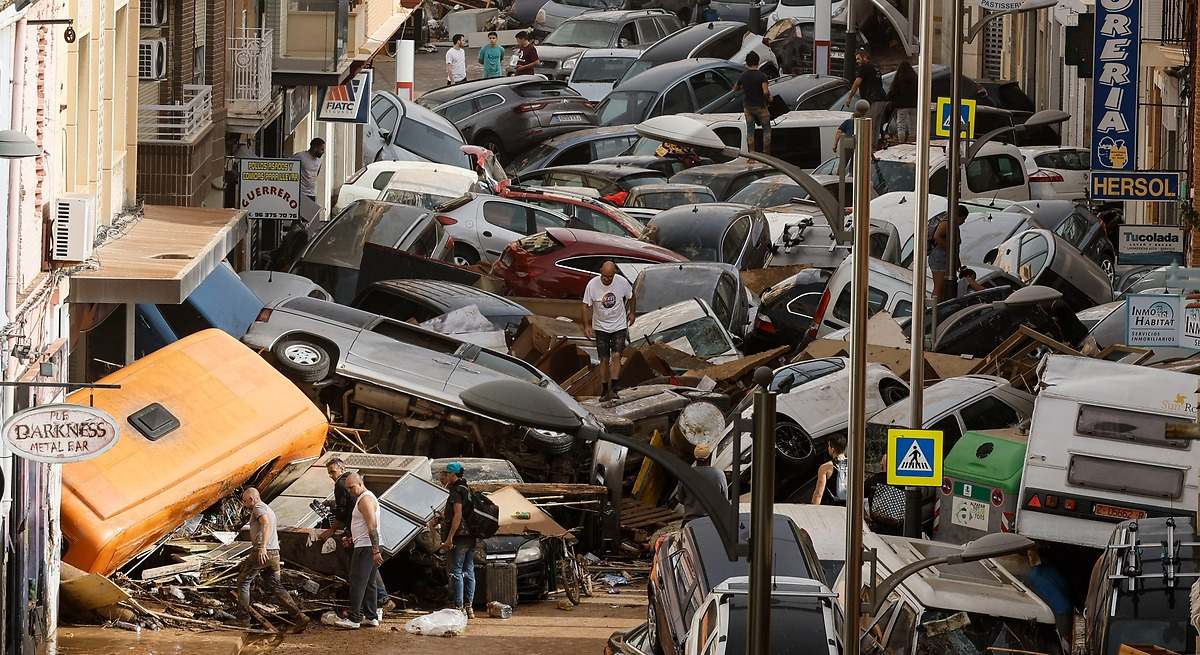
[1090,0,1140,200]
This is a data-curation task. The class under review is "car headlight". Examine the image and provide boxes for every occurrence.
[515,540,542,564]
[536,8,546,24]
[562,55,579,71]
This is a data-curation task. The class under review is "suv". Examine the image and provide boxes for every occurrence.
[534,10,683,79]
[648,514,826,655]
[686,577,843,655]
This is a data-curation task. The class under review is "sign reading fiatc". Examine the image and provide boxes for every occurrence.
[3,404,120,463]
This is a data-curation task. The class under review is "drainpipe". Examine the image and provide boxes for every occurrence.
[5,19,26,322]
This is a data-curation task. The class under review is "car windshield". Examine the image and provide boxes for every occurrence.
[637,315,732,357]
[635,271,716,312]
[629,190,715,209]
[621,59,654,84]
[729,180,806,207]
[573,55,636,83]
[302,202,424,269]
[396,117,469,167]
[379,189,457,210]
[916,610,1063,655]
[651,219,723,261]
[545,20,617,47]
[508,142,559,174]
[872,160,917,194]
[597,91,658,126]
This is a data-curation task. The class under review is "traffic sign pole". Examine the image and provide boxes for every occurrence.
[945,0,965,303]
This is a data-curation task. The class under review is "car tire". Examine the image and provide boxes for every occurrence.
[1101,255,1116,282]
[272,338,331,383]
[524,427,575,455]
[775,416,815,462]
[646,591,665,655]
[476,134,505,162]
[453,243,481,267]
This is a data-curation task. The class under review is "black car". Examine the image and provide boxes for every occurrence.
[512,164,667,205]
[507,125,641,174]
[1010,199,1117,279]
[747,267,832,351]
[727,174,811,208]
[633,262,753,337]
[647,514,823,655]
[976,79,1036,112]
[766,18,863,77]
[351,280,533,335]
[621,21,780,83]
[416,78,597,162]
[932,285,1089,357]
[707,73,850,113]
[669,160,775,201]
[592,154,705,176]
[429,458,547,600]
[646,203,772,270]
[597,58,744,126]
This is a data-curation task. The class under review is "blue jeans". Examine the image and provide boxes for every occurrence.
[448,539,476,608]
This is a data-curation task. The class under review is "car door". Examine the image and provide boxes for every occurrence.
[686,597,721,655]
[965,154,1030,200]
[720,215,751,268]
[651,81,696,118]
[366,94,403,161]
[688,68,733,112]
[438,98,477,139]
[635,17,664,44]
[479,199,533,261]
[344,319,462,394]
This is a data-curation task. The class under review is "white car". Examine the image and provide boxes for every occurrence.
[871,141,1033,202]
[565,48,641,103]
[1022,145,1090,200]
[628,298,741,364]
[436,193,570,266]
[333,161,478,214]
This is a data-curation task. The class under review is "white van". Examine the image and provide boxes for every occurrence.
[869,141,1033,202]
[811,256,929,337]
[1016,354,1200,549]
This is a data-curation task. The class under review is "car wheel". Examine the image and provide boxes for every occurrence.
[453,243,481,267]
[524,427,575,455]
[1101,256,1116,282]
[646,592,664,655]
[879,380,909,405]
[476,134,505,161]
[775,417,815,462]
[272,338,331,383]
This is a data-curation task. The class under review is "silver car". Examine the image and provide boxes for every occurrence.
[437,193,570,266]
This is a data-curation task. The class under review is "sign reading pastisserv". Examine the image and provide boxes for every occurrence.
[240,158,301,221]
[1118,225,1185,266]
[1126,293,1180,347]
[3,405,120,463]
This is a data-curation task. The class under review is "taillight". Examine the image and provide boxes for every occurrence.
[435,214,457,226]
[603,190,629,206]
[1044,494,1059,509]
[255,308,273,322]
[514,102,547,113]
[754,315,776,334]
[990,487,1004,507]
[1029,168,1064,183]
[805,289,831,341]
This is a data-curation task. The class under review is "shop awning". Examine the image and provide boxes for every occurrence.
[69,205,247,305]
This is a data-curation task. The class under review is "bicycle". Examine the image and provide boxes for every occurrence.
[544,529,591,605]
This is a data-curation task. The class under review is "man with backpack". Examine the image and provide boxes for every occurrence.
[438,461,479,617]
[929,205,969,301]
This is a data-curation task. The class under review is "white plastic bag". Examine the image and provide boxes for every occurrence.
[404,608,467,637]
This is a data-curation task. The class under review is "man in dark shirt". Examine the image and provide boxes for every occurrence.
[315,458,392,616]
[513,31,540,75]
[734,51,771,154]
[845,49,887,144]
[436,462,477,618]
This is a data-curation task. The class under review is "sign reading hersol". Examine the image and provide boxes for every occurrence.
[3,404,120,463]
[239,158,302,221]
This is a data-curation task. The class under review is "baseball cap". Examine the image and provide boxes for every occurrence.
[445,461,465,475]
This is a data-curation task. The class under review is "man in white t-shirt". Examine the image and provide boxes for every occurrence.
[446,34,467,85]
[582,260,635,402]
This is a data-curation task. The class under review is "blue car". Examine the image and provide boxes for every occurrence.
[135,263,264,356]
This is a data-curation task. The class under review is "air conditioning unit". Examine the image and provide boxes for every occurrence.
[51,193,96,262]
[139,0,166,26]
[138,39,167,80]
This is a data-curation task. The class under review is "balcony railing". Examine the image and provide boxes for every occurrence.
[137,85,214,144]
[229,28,274,116]
[1160,0,1193,43]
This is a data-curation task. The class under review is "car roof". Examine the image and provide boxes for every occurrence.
[773,74,847,95]
[750,503,850,564]
[865,532,1055,622]
[537,125,640,149]
[876,140,1017,163]
[378,91,471,139]
[673,159,774,179]
[650,202,751,228]
[685,513,814,589]
[629,183,714,194]
[366,279,528,314]
[637,21,743,62]
[868,375,1013,426]
[578,47,642,59]
[617,58,737,91]
[525,163,660,180]
[416,75,547,108]
[543,227,684,259]
[688,109,852,128]
[637,261,739,280]
[564,8,669,21]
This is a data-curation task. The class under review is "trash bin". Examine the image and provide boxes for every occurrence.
[935,428,1028,544]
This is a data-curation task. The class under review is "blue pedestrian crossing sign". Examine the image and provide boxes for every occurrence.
[935,97,976,139]
[886,428,943,487]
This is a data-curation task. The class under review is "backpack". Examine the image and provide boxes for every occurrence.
[927,214,946,250]
[462,486,499,538]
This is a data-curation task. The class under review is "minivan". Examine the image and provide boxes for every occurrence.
[811,256,926,337]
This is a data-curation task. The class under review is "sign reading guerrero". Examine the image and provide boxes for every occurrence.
[3,404,119,463]
[1090,0,1144,201]
[1118,225,1185,266]
[240,158,301,221]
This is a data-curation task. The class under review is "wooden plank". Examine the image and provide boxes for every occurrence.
[140,560,203,580]
[467,482,609,498]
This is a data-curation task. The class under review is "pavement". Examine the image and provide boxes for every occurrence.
[372,48,495,99]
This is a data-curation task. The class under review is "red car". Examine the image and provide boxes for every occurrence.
[492,227,685,299]
[499,185,645,239]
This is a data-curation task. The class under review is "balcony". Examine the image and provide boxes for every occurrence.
[137,85,214,145]
[229,28,276,116]
[267,0,411,86]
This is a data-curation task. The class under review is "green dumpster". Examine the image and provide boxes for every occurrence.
[935,428,1028,544]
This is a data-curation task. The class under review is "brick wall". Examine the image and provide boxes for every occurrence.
[136,142,210,206]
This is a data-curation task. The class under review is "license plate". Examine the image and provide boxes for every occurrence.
[553,113,585,124]
[1093,504,1147,521]
[951,496,990,531]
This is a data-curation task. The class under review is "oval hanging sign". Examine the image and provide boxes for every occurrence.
[3,404,120,463]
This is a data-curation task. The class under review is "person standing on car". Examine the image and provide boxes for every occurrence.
[583,260,635,402]
[236,488,309,631]
[930,205,968,301]
[735,51,771,154]
[437,462,477,618]
[845,49,886,143]
[446,34,468,84]
[329,473,383,629]
[479,32,504,78]
[311,458,391,618]
[887,60,918,144]
[513,31,540,75]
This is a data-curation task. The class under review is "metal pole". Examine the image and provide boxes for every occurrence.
[842,104,873,655]
[944,0,965,301]
[843,0,855,81]
[748,367,776,655]
[904,0,936,540]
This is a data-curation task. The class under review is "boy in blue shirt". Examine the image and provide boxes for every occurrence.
[478,32,505,78]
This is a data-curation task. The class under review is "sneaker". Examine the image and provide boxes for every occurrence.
[465,607,475,619]
[376,609,384,622]
[330,616,360,629]
[363,617,380,627]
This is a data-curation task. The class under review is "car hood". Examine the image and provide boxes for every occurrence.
[536,44,589,63]
[570,81,616,102]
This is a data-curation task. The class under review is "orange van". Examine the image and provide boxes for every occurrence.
[61,329,328,574]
